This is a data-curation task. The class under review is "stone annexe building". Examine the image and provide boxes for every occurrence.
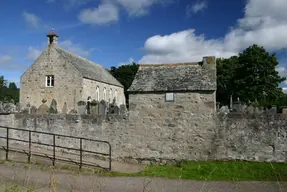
[20,30,125,113]
[128,56,217,115]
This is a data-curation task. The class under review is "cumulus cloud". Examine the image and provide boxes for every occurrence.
[139,0,287,64]
[117,0,168,16]
[118,57,135,66]
[186,1,208,16]
[22,11,41,28]
[78,2,119,25]
[27,47,42,61]
[276,66,287,85]
[59,40,92,57]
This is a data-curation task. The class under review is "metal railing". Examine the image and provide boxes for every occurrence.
[0,126,112,171]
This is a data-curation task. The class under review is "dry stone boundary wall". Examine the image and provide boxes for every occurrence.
[0,112,286,164]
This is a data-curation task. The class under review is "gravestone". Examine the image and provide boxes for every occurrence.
[38,99,49,114]
[62,102,68,114]
[69,109,77,115]
[49,99,58,114]
[119,104,126,115]
[87,97,91,114]
[38,104,49,115]
[30,106,37,114]
[114,105,119,115]
[99,100,106,115]
[0,101,3,112]
[270,105,277,114]
[3,103,15,113]
[90,100,99,116]
[218,106,229,114]
[77,101,87,115]
[15,103,21,112]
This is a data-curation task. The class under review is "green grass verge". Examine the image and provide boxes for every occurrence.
[1,160,287,181]
[135,161,287,181]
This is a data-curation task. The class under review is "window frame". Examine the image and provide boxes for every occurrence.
[165,92,175,102]
[45,75,54,87]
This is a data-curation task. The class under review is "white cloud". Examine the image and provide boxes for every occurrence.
[27,47,42,61]
[22,11,40,28]
[59,40,92,57]
[118,57,135,66]
[186,1,207,15]
[78,2,119,25]
[139,0,287,64]
[0,55,13,64]
[276,66,287,85]
[282,87,287,94]
[116,0,166,16]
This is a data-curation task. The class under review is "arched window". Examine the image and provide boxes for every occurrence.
[109,88,113,103]
[103,87,106,101]
[96,86,99,101]
[114,89,118,104]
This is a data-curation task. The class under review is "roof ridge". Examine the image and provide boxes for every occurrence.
[139,62,200,68]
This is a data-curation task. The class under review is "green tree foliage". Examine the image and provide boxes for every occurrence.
[108,63,139,106]
[0,76,20,104]
[0,76,5,89]
[216,56,239,106]
[217,44,286,107]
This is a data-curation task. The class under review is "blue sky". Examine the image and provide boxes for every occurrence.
[1,0,287,90]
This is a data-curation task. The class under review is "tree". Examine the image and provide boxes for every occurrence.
[8,82,17,89]
[0,76,4,89]
[109,62,139,106]
[0,76,19,103]
[216,56,239,106]
[234,45,285,107]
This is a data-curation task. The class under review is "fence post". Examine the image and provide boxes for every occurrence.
[80,138,82,169]
[28,131,31,163]
[53,135,55,166]
[6,128,9,161]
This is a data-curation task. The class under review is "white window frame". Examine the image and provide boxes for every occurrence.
[45,75,54,87]
[109,88,113,103]
[103,87,106,101]
[165,92,175,102]
[96,86,99,101]
[114,89,118,103]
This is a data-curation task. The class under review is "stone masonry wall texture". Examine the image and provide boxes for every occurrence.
[1,109,286,163]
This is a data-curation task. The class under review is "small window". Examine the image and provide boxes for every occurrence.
[96,86,99,101]
[46,75,54,87]
[103,88,106,101]
[114,90,118,103]
[165,92,175,102]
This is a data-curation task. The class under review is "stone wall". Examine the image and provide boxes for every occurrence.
[0,112,286,164]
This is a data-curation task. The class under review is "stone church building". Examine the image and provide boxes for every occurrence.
[20,29,125,113]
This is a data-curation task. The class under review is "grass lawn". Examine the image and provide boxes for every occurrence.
[102,161,287,181]
[2,160,287,181]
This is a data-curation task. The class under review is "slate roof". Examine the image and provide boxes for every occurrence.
[55,47,123,87]
[127,62,216,92]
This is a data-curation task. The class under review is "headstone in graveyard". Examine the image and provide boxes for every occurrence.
[77,101,87,115]
[99,100,107,115]
[30,106,37,114]
[62,102,68,114]
[49,99,58,114]
[119,104,126,115]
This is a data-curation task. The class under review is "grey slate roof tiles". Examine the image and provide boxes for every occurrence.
[55,47,123,87]
[128,62,216,92]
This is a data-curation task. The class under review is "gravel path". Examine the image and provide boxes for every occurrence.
[0,162,286,192]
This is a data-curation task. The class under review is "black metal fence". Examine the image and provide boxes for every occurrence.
[0,126,112,171]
